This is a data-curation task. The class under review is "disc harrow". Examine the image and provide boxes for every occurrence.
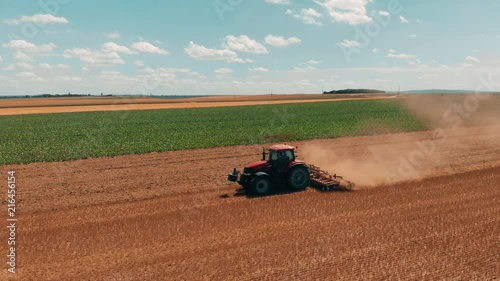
[309,165,355,191]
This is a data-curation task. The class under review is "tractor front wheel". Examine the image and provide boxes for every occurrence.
[286,165,310,191]
[249,175,273,196]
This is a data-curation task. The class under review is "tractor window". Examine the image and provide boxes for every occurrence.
[269,151,279,161]
[269,150,294,161]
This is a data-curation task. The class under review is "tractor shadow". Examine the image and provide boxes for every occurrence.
[308,184,354,193]
[220,185,353,199]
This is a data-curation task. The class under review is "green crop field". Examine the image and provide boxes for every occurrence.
[0,99,429,165]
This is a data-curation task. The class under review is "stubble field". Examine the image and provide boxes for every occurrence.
[0,94,499,280]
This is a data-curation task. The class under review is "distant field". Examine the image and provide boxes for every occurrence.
[0,94,394,115]
[0,99,427,165]
[0,94,385,108]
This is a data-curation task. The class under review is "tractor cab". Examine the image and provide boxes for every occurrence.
[265,144,296,163]
[264,145,296,173]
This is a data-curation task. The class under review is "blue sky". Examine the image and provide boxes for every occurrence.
[0,0,499,96]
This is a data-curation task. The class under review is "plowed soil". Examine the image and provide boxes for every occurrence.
[1,126,499,280]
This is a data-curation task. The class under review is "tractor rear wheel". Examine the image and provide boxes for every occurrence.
[286,165,310,191]
[249,175,273,196]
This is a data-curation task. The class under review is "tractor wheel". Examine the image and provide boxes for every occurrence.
[241,183,250,191]
[286,165,310,191]
[249,175,273,196]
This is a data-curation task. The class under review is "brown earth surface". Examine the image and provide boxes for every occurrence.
[0,94,383,107]
[0,94,396,116]
[1,126,499,280]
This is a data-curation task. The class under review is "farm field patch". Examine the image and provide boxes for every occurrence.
[3,126,499,280]
[0,99,427,165]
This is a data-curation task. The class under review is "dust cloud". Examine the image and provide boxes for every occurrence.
[300,94,500,189]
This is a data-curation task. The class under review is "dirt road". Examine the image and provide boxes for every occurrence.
[1,126,499,280]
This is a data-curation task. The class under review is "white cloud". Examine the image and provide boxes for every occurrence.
[99,70,134,81]
[15,72,37,78]
[227,58,254,63]
[4,62,34,70]
[214,68,233,74]
[135,60,145,67]
[293,66,316,71]
[388,49,395,53]
[55,76,82,82]
[314,0,372,25]
[103,32,120,39]
[419,74,438,80]
[135,67,205,85]
[102,42,136,54]
[4,14,69,25]
[0,56,3,62]
[372,48,380,53]
[407,59,422,67]
[399,15,409,23]
[378,10,389,17]
[63,48,124,66]
[465,56,480,63]
[286,8,322,25]
[265,35,301,47]
[2,40,56,53]
[56,64,71,69]
[184,41,237,61]
[307,60,321,64]
[249,67,269,72]
[302,8,322,18]
[100,70,121,77]
[265,0,290,4]
[224,35,268,54]
[387,53,415,59]
[292,79,314,87]
[39,63,52,69]
[338,39,360,48]
[13,52,33,62]
[102,70,122,75]
[14,71,45,82]
[408,34,417,38]
[131,42,169,54]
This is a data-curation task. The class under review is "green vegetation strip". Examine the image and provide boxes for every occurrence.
[0,100,428,165]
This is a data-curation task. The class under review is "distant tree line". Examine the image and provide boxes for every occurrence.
[323,89,386,94]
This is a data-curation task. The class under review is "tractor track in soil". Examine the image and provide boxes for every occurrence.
[0,126,499,280]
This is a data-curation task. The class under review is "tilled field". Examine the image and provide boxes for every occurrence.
[1,126,499,280]
[0,95,395,116]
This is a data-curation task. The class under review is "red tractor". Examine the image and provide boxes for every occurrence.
[228,144,310,196]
